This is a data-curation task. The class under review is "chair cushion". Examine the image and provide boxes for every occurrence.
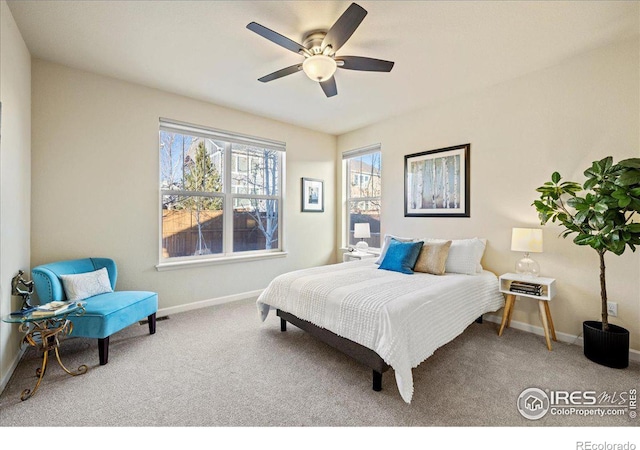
[69,291,158,339]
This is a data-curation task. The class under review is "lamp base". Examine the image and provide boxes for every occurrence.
[515,253,540,277]
[355,240,369,251]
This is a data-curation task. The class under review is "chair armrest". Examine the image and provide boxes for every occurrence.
[32,267,66,303]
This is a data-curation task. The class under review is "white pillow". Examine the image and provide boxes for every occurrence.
[423,237,486,275]
[59,267,113,301]
[475,238,487,272]
[375,234,420,264]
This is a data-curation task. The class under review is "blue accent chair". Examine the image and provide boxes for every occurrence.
[31,257,158,365]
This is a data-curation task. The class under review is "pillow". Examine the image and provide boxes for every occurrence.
[378,239,424,274]
[59,267,113,301]
[414,240,452,275]
[423,237,486,275]
[375,234,418,264]
[475,238,487,272]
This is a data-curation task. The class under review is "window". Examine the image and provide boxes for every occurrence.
[159,119,284,263]
[343,145,381,249]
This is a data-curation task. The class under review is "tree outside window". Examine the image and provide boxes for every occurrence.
[160,122,284,260]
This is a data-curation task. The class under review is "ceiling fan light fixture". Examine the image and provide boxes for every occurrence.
[302,55,337,82]
[248,3,393,97]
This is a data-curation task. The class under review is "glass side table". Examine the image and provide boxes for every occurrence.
[2,303,89,400]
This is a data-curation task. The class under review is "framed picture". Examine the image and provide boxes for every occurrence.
[404,143,470,217]
[301,178,324,212]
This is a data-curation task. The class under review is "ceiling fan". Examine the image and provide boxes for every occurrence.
[247,2,394,98]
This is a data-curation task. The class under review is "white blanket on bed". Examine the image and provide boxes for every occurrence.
[256,259,504,403]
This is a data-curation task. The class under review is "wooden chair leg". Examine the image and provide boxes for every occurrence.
[148,313,157,335]
[98,337,109,365]
[280,318,287,332]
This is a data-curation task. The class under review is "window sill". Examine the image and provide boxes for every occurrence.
[155,251,288,271]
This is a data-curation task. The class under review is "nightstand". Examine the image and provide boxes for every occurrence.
[498,273,557,350]
[343,251,378,262]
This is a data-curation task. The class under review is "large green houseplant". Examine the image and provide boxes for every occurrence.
[533,156,640,368]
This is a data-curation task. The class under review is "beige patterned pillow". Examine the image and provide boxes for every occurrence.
[60,267,113,301]
[413,241,452,275]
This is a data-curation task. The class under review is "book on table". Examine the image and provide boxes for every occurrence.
[31,301,77,317]
[509,288,542,296]
[10,306,37,316]
[509,281,542,293]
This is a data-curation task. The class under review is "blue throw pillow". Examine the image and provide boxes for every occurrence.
[378,239,424,274]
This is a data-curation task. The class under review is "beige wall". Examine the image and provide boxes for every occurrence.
[31,60,336,310]
[337,37,640,351]
[0,0,31,390]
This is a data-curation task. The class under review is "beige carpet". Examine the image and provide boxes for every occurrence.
[1,298,638,428]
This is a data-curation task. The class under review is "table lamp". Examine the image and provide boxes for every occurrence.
[511,228,543,277]
[354,223,371,251]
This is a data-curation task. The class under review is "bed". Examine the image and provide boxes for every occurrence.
[257,255,505,404]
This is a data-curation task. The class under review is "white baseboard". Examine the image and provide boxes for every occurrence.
[157,289,264,318]
[483,314,640,363]
[0,345,27,394]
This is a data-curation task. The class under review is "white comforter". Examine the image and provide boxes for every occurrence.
[257,259,504,403]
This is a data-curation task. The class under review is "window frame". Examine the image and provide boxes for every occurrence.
[342,144,382,250]
[157,119,286,269]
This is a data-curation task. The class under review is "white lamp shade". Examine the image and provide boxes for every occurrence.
[511,228,543,253]
[302,55,337,82]
[353,223,371,239]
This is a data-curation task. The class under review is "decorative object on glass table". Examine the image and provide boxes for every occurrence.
[31,301,78,317]
[511,228,543,277]
[10,270,35,315]
[354,222,371,251]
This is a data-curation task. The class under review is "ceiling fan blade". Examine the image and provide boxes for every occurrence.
[320,77,337,98]
[337,56,395,72]
[258,64,302,83]
[321,3,367,54]
[247,22,310,56]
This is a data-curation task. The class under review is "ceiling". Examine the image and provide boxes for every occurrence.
[7,1,639,135]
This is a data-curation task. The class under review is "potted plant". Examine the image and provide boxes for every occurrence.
[533,156,640,369]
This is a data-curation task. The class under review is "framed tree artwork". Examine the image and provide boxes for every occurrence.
[404,143,470,217]
[301,177,324,212]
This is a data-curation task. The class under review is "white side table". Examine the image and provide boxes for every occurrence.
[343,251,378,262]
[498,273,557,350]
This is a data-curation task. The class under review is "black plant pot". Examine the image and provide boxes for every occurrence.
[583,320,629,369]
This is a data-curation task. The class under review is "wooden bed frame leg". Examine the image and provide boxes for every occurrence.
[475,316,483,324]
[372,370,382,392]
[280,318,287,332]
